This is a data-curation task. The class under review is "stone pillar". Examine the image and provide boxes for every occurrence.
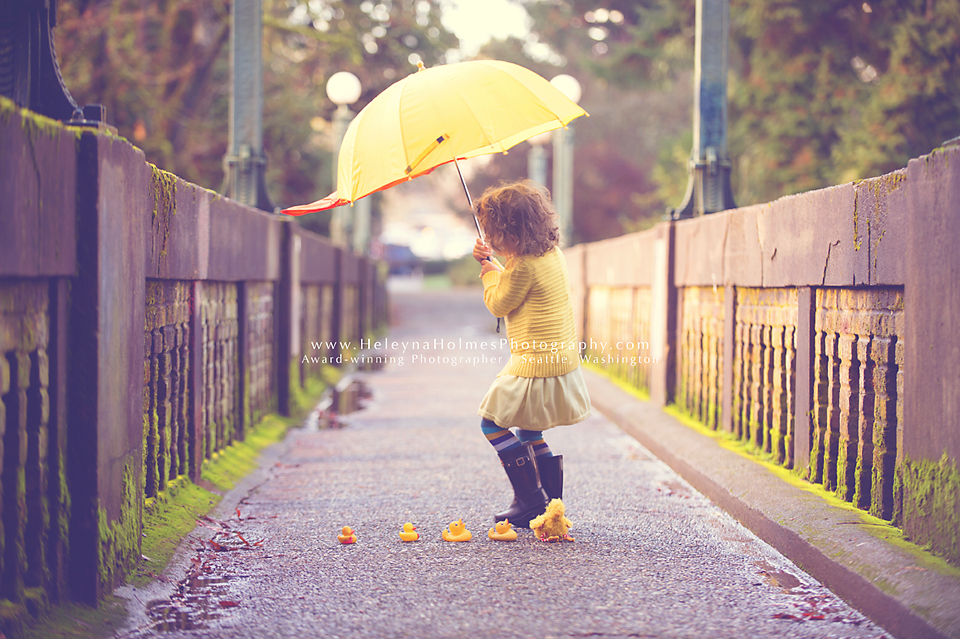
[67,132,148,602]
[649,223,677,406]
[794,287,816,473]
[721,284,736,433]
[903,146,960,562]
[276,221,301,416]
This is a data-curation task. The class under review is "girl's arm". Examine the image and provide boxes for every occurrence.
[482,257,533,317]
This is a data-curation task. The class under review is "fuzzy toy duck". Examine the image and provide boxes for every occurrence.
[529,499,574,542]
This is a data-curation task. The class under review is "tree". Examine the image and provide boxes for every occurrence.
[53,0,459,235]
[498,0,960,215]
[830,0,960,179]
[463,3,693,243]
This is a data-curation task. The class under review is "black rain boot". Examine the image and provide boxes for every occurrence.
[537,454,563,501]
[494,445,549,528]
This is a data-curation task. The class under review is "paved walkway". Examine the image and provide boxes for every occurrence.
[120,289,888,639]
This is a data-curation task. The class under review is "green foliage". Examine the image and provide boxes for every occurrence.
[52,0,959,242]
[53,0,459,218]
[488,0,960,228]
[445,255,484,287]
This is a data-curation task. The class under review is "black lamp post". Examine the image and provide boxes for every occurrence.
[670,0,737,219]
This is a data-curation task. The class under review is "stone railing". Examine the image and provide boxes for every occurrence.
[0,98,387,613]
[567,146,960,567]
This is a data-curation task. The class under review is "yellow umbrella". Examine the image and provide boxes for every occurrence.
[281,60,587,217]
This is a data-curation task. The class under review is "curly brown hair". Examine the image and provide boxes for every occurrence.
[474,179,560,257]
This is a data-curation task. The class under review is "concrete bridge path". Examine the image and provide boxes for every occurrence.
[121,287,888,639]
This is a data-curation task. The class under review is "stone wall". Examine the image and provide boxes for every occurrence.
[246,281,277,427]
[567,146,960,566]
[0,98,388,612]
[144,280,192,497]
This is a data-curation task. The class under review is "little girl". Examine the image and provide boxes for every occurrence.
[472,179,592,528]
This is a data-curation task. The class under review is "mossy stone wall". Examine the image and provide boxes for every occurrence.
[571,149,960,567]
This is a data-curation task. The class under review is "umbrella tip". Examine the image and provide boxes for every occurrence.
[417,60,426,72]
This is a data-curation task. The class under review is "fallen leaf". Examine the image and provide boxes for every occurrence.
[773,612,800,621]
[219,600,240,608]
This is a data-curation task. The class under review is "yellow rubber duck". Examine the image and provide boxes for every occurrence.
[488,519,518,541]
[337,525,357,544]
[441,518,472,542]
[399,522,420,542]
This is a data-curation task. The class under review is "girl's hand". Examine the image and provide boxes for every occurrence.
[473,238,493,263]
[480,257,503,277]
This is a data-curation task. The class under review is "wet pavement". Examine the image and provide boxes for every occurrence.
[118,288,890,639]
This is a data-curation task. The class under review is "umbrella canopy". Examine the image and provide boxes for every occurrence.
[282,60,587,215]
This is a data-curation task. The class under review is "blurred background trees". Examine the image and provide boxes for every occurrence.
[54,0,960,245]
[54,0,458,235]
[470,0,960,241]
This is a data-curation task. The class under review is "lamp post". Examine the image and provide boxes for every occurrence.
[527,131,552,189]
[550,74,582,246]
[222,0,273,211]
[669,0,736,219]
[326,71,362,246]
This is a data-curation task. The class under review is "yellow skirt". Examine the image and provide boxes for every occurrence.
[477,367,592,431]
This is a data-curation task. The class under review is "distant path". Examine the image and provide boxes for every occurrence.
[122,288,887,639]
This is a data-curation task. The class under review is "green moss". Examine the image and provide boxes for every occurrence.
[663,403,960,577]
[97,463,142,593]
[584,360,650,401]
[899,452,960,566]
[149,164,178,261]
[0,599,27,637]
[243,369,252,433]
[0,95,16,124]
[56,447,71,566]
[852,181,862,252]
[199,414,294,493]
[129,477,218,588]
[836,438,852,502]
[129,413,292,589]
[853,173,907,255]
[20,595,128,639]
[22,587,47,620]
[19,106,69,145]
[291,370,327,416]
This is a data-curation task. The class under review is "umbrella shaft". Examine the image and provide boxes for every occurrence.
[455,159,483,241]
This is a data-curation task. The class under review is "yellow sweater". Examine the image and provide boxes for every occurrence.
[481,246,581,378]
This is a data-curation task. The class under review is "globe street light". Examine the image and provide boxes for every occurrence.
[550,74,582,246]
[326,71,362,246]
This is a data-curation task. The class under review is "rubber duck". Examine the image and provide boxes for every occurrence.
[530,499,574,542]
[337,525,357,544]
[399,522,420,542]
[488,519,518,541]
[441,518,472,542]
